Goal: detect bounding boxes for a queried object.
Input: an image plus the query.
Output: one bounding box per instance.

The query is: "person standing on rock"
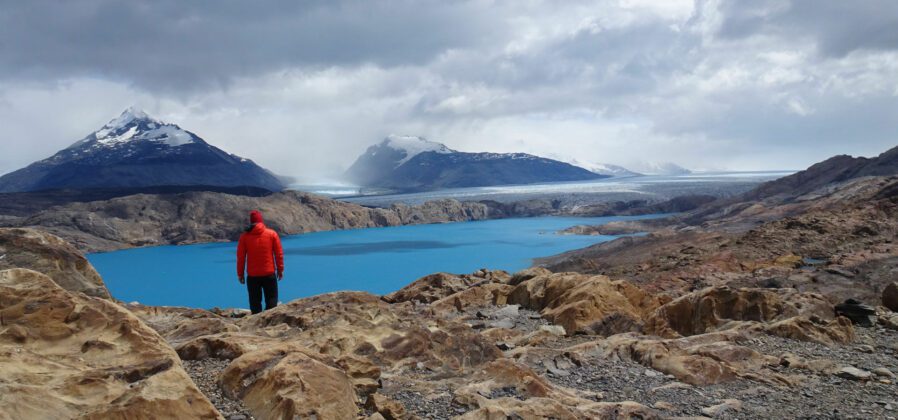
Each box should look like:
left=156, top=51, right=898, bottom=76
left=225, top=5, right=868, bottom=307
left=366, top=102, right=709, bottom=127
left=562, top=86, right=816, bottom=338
left=237, top=210, right=285, bottom=314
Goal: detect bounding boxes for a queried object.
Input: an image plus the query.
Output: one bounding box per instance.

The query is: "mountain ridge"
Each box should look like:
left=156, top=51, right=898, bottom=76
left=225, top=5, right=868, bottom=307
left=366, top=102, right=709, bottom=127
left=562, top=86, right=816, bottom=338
left=0, top=109, right=285, bottom=193
left=345, top=135, right=608, bottom=191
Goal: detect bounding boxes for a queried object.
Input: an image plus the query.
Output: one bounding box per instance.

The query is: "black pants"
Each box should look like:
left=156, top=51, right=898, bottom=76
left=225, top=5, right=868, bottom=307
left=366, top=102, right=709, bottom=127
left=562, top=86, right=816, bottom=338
left=247, top=275, right=278, bottom=314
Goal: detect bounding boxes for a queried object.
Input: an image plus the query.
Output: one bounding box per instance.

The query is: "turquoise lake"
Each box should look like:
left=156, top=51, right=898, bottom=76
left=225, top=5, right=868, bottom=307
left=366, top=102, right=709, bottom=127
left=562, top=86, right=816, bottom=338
left=88, top=215, right=661, bottom=309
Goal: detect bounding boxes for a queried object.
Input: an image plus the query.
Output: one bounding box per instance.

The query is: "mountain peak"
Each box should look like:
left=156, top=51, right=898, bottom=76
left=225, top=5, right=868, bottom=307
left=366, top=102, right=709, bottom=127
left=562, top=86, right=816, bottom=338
left=104, top=107, right=158, bottom=130
left=379, top=135, right=455, bottom=166
left=85, top=108, right=194, bottom=148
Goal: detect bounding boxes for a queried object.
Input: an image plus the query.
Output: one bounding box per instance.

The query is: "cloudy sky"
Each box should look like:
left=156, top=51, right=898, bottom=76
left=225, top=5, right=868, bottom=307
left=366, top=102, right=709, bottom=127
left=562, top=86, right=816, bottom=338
left=1, top=0, right=897, bottom=180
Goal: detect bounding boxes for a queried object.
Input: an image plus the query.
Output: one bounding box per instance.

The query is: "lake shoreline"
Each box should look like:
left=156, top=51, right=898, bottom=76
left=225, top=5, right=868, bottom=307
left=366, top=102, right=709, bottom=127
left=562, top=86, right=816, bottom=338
left=88, top=214, right=668, bottom=309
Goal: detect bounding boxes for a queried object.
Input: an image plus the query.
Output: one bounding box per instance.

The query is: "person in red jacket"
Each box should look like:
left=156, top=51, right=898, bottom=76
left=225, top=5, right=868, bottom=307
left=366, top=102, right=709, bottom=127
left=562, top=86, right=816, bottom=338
left=237, top=210, right=285, bottom=314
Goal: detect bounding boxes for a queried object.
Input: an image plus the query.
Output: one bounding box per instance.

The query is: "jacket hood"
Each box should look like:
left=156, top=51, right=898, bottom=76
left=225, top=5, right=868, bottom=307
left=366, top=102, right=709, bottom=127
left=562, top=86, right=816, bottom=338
left=246, top=222, right=266, bottom=234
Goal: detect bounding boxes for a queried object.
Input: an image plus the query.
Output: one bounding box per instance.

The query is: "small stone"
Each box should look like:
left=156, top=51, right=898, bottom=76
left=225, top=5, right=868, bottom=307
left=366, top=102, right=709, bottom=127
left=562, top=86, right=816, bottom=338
left=546, top=366, right=570, bottom=377
left=488, top=318, right=515, bottom=329
left=553, top=357, right=574, bottom=370
left=836, top=366, right=873, bottom=381
left=856, top=345, right=875, bottom=354
left=493, top=304, right=520, bottom=318
left=496, top=342, right=515, bottom=351
left=701, top=399, right=742, bottom=417
left=874, top=367, right=895, bottom=378
left=644, top=369, right=661, bottom=378
left=650, top=382, right=692, bottom=393
left=538, top=325, right=566, bottom=336
left=652, top=401, right=675, bottom=411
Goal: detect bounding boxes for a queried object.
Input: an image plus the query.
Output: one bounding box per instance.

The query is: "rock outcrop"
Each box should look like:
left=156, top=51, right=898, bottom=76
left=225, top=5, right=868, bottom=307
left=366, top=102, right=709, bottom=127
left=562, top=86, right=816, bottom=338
left=219, top=344, right=358, bottom=419
left=543, top=175, right=898, bottom=305
left=0, top=268, right=219, bottom=419
left=507, top=272, right=666, bottom=336
left=644, top=286, right=834, bottom=338
left=0, top=228, right=110, bottom=298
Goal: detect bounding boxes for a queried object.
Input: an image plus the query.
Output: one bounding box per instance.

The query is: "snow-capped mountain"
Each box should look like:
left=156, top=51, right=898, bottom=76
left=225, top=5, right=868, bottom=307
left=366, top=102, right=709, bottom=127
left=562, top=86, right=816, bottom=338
left=345, top=135, right=607, bottom=191
left=378, top=135, right=454, bottom=166
left=0, top=108, right=285, bottom=192
left=627, top=161, right=692, bottom=176
left=562, top=159, right=641, bottom=177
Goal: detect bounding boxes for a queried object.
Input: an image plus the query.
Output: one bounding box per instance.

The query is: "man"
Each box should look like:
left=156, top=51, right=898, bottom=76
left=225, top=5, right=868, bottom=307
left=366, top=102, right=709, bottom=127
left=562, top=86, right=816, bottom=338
left=237, top=210, right=284, bottom=314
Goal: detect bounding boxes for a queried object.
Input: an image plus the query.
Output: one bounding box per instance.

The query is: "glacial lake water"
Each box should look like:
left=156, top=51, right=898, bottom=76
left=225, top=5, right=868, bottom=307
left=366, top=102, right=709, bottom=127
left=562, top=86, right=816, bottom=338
left=88, top=215, right=663, bottom=309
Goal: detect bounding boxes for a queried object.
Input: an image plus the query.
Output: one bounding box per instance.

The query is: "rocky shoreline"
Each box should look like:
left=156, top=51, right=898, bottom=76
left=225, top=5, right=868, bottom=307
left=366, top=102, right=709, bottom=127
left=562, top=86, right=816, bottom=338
left=0, top=186, right=718, bottom=253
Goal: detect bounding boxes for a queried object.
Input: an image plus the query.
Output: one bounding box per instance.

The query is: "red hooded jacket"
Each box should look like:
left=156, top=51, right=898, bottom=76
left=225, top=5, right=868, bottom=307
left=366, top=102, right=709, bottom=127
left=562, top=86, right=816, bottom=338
left=237, top=218, right=284, bottom=278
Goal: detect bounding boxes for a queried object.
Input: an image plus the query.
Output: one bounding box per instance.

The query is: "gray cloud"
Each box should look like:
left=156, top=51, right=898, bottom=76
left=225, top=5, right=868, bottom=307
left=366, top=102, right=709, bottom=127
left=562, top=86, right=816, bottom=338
left=716, top=0, right=898, bottom=57
left=0, top=0, right=896, bottom=179
left=0, top=0, right=500, bottom=92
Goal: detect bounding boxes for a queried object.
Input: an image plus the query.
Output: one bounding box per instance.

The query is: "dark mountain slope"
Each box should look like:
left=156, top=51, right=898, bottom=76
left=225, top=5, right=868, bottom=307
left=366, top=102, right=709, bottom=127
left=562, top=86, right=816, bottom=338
left=0, top=108, right=284, bottom=193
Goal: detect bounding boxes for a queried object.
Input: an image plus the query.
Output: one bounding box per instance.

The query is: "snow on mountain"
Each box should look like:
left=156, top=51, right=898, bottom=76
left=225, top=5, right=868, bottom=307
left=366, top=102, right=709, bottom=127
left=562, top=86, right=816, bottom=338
left=380, top=135, right=455, bottom=166
left=346, top=136, right=606, bottom=191
left=0, top=108, right=285, bottom=192
left=565, top=159, right=641, bottom=177
left=628, top=161, right=692, bottom=176
left=69, top=108, right=197, bottom=152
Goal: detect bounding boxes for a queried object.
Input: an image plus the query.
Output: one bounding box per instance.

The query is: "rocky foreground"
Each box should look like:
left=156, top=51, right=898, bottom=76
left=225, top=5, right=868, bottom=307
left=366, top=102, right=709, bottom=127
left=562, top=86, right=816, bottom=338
left=2, top=222, right=898, bottom=419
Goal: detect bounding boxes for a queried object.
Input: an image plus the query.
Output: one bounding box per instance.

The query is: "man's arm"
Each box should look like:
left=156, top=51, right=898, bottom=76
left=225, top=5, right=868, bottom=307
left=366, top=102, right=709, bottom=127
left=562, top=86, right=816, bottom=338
left=237, top=235, right=246, bottom=284
left=273, top=232, right=284, bottom=280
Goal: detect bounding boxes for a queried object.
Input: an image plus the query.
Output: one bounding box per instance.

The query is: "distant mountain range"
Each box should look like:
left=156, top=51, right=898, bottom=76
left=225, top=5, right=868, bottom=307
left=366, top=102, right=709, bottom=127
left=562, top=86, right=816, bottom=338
left=555, top=158, right=641, bottom=177
left=345, top=135, right=609, bottom=191
left=626, top=161, right=692, bottom=176
left=0, top=108, right=285, bottom=193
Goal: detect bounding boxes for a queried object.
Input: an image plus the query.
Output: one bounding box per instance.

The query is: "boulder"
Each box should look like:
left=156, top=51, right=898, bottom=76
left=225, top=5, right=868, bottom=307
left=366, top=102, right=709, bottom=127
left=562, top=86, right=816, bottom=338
left=588, top=332, right=795, bottom=386
left=127, top=303, right=239, bottom=349
left=759, top=315, right=855, bottom=345
left=0, top=268, right=219, bottom=419
left=383, top=272, right=475, bottom=304
left=645, top=286, right=834, bottom=338
left=219, top=344, right=358, bottom=419
left=883, top=282, right=898, bottom=312
left=507, top=272, right=664, bottom=336
left=244, top=291, right=501, bottom=374
left=0, top=228, right=110, bottom=298
left=430, top=282, right=514, bottom=313
left=364, top=393, right=408, bottom=420
left=453, top=359, right=659, bottom=419
left=834, top=299, right=876, bottom=326
left=508, top=267, right=553, bottom=286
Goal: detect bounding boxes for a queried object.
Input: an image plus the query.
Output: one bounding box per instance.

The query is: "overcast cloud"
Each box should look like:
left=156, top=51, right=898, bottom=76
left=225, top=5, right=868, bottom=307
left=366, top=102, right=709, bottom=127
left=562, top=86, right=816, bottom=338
left=1, top=0, right=896, bottom=180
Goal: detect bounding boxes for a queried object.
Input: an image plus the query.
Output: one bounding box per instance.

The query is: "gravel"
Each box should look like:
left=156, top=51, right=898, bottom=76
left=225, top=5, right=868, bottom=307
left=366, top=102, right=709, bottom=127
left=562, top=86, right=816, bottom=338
left=182, top=358, right=254, bottom=420
left=381, top=386, right=469, bottom=420
left=538, top=326, right=898, bottom=419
